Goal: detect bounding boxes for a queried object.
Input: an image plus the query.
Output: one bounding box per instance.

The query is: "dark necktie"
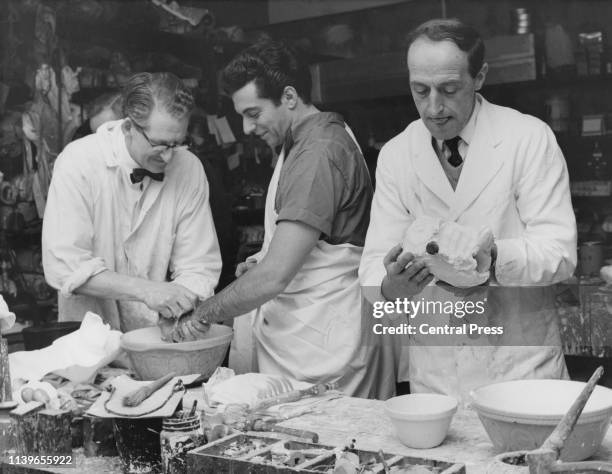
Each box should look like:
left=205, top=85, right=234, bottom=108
left=445, top=136, right=463, bottom=167
left=129, top=168, right=164, bottom=184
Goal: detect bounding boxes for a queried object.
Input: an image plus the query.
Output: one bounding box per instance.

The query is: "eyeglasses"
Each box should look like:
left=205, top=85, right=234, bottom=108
left=132, top=120, right=191, bottom=151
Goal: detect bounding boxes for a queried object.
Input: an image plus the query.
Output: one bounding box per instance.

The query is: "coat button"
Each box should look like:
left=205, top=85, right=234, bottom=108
left=263, top=318, right=269, bottom=325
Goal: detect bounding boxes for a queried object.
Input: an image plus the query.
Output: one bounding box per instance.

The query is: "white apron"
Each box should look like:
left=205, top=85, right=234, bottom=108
left=232, top=133, right=395, bottom=399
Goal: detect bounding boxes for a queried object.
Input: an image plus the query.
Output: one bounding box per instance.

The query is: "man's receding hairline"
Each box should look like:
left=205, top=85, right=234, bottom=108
left=407, top=37, right=472, bottom=70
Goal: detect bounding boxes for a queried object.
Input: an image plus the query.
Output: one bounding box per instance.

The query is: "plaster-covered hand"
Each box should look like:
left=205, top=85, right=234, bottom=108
left=158, top=315, right=177, bottom=342
left=140, top=282, right=198, bottom=319
left=166, top=309, right=211, bottom=343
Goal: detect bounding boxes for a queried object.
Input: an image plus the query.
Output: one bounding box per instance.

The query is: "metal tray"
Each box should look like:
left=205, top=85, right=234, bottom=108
left=187, top=433, right=466, bottom=473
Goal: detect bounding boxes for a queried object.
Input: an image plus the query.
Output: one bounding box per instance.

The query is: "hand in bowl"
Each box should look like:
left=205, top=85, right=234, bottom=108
left=158, top=314, right=178, bottom=342
left=168, top=311, right=211, bottom=343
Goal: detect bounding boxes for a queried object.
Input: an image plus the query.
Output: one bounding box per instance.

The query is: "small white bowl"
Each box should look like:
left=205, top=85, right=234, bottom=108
left=384, top=394, right=458, bottom=449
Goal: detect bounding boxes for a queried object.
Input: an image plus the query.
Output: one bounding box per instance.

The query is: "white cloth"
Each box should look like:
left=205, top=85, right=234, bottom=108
left=0, top=295, right=16, bottom=332
left=359, top=95, right=577, bottom=401
left=9, top=312, right=121, bottom=385
left=203, top=372, right=309, bottom=409
left=42, top=120, right=221, bottom=332
left=237, top=128, right=394, bottom=400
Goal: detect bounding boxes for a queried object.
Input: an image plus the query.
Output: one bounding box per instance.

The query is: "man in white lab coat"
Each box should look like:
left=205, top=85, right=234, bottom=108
left=43, top=72, right=221, bottom=332
left=173, top=41, right=394, bottom=399
left=359, top=19, right=577, bottom=400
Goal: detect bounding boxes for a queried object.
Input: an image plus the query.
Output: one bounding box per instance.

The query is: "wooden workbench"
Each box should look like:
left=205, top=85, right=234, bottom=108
left=3, top=395, right=612, bottom=473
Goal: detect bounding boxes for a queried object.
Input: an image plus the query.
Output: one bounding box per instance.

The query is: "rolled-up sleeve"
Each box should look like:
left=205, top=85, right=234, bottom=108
left=170, top=161, right=221, bottom=298
left=42, top=148, right=107, bottom=296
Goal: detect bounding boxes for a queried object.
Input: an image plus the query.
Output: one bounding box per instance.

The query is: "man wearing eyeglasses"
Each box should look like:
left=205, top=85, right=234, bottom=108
left=42, top=72, right=221, bottom=332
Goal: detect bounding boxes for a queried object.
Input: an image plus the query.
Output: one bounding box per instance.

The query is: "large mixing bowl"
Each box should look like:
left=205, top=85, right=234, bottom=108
left=470, top=379, right=612, bottom=461
left=120, top=324, right=232, bottom=380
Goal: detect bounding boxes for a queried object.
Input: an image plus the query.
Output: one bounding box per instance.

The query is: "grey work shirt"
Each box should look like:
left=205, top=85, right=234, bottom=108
left=275, top=112, right=373, bottom=247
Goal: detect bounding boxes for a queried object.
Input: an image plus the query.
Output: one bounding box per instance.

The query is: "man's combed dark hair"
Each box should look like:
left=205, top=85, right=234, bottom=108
left=222, top=40, right=312, bottom=105
left=407, top=18, right=485, bottom=78
left=122, top=72, right=194, bottom=127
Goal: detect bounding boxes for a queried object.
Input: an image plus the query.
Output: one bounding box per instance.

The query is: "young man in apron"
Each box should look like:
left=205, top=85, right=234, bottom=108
left=174, top=41, right=394, bottom=399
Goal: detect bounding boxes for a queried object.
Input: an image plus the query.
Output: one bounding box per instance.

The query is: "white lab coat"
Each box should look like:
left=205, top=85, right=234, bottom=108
left=42, top=120, right=221, bottom=332
left=359, top=95, right=577, bottom=401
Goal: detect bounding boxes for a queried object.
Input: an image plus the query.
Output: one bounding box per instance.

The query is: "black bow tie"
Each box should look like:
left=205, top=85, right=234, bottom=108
left=129, top=168, right=165, bottom=184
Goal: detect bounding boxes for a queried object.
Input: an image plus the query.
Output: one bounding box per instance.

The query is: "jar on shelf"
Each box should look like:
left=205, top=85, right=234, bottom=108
left=586, top=141, right=608, bottom=180
left=160, top=412, right=204, bottom=474
left=545, top=94, right=569, bottom=132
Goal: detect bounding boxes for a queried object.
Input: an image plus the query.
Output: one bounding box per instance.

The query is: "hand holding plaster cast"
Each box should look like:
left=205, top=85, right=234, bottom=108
left=402, top=216, right=494, bottom=287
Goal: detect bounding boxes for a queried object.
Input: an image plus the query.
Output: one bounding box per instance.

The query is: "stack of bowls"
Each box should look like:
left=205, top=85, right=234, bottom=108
left=511, top=8, right=531, bottom=34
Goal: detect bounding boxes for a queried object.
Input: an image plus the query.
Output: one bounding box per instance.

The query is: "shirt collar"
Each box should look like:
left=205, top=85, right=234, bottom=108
left=282, top=112, right=344, bottom=154
left=433, top=94, right=481, bottom=150
left=459, top=94, right=481, bottom=146
left=111, top=119, right=142, bottom=171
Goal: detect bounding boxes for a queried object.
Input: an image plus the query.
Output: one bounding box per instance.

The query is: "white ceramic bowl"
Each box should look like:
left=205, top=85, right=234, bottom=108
left=384, top=394, right=458, bottom=449
left=470, top=379, right=612, bottom=461
left=120, top=324, right=232, bottom=380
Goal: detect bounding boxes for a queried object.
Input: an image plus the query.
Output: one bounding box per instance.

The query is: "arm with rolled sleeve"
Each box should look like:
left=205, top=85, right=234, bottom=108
left=359, top=142, right=414, bottom=303
left=42, top=148, right=107, bottom=295
left=494, top=122, right=577, bottom=285
left=169, top=162, right=221, bottom=299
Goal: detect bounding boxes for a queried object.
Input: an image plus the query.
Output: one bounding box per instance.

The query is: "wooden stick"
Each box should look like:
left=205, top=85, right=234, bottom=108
left=541, top=366, right=603, bottom=455
left=527, top=367, right=605, bottom=474
left=378, top=449, right=391, bottom=473
left=188, top=400, right=198, bottom=417
left=122, top=372, right=176, bottom=407
left=0, top=337, right=13, bottom=403
left=250, top=418, right=319, bottom=443
left=251, top=382, right=336, bottom=412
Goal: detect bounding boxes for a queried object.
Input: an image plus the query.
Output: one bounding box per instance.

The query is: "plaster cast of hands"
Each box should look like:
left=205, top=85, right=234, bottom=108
left=403, top=216, right=494, bottom=287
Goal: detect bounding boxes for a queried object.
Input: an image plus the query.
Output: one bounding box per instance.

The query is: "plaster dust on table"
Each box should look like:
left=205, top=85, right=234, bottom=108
left=275, top=397, right=495, bottom=472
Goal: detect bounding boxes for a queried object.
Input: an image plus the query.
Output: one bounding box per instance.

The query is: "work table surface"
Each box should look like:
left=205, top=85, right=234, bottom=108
left=4, top=395, right=612, bottom=473
left=280, top=396, right=612, bottom=473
